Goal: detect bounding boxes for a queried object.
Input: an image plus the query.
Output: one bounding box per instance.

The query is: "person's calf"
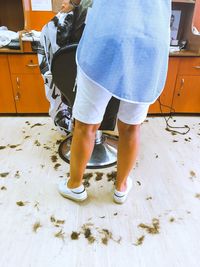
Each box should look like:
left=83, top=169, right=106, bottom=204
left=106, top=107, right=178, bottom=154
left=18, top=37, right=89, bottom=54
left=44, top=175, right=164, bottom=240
left=68, top=120, right=100, bottom=189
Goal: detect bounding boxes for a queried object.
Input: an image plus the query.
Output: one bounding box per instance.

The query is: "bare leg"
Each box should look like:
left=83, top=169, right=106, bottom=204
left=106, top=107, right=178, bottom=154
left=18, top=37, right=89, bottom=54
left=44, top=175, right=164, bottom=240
left=116, top=119, right=140, bottom=191
left=67, top=120, right=100, bottom=189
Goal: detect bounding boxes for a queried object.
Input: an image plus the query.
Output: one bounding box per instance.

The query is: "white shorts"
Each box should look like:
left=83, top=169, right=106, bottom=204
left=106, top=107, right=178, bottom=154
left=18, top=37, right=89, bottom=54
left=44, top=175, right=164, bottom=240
left=73, top=69, right=150, bottom=125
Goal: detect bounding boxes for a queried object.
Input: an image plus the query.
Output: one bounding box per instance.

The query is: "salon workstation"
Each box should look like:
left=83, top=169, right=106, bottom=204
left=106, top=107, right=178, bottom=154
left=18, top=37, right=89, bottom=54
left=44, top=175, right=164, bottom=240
left=0, top=0, right=200, bottom=266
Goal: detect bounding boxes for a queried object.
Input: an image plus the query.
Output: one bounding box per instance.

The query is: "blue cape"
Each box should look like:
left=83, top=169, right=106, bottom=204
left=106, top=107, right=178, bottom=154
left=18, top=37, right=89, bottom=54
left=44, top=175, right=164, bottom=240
left=76, top=0, right=171, bottom=103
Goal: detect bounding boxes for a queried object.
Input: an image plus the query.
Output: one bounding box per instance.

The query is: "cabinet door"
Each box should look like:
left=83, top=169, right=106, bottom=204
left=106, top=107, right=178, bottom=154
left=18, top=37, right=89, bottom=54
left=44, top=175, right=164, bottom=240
left=0, top=55, right=16, bottom=113
left=172, top=75, right=200, bottom=113
left=148, top=57, right=180, bottom=114
left=11, top=74, right=49, bottom=113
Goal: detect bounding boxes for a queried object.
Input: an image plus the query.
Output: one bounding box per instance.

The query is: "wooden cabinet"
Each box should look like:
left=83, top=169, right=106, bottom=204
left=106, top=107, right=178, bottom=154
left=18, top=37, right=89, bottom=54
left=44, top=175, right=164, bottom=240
left=178, top=57, right=200, bottom=75
left=0, top=55, right=16, bottom=113
left=8, top=55, right=49, bottom=113
left=149, top=56, right=200, bottom=114
left=11, top=74, right=49, bottom=113
left=8, top=55, right=40, bottom=74
left=173, top=76, right=200, bottom=112
left=0, top=54, right=49, bottom=114
left=149, top=57, right=180, bottom=114
left=172, top=57, right=200, bottom=113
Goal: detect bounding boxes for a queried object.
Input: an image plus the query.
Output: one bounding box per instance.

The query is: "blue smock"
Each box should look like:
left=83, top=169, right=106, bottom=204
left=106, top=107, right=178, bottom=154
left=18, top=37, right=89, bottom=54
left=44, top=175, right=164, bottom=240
left=76, top=0, right=171, bottom=103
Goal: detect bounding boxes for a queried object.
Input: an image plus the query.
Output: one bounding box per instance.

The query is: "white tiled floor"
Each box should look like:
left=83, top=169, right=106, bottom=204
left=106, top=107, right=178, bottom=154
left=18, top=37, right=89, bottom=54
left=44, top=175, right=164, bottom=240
left=0, top=116, right=200, bottom=267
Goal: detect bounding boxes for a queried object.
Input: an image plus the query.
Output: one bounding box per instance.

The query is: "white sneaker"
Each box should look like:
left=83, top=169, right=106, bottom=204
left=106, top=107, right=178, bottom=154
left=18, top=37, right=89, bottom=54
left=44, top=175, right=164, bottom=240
left=113, top=176, right=133, bottom=204
left=58, top=178, right=87, bottom=202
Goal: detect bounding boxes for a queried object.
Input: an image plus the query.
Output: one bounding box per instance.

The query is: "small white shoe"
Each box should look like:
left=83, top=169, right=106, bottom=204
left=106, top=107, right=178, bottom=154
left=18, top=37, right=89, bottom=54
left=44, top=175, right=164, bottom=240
left=58, top=178, right=87, bottom=202
left=113, top=176, right=133, bottom=204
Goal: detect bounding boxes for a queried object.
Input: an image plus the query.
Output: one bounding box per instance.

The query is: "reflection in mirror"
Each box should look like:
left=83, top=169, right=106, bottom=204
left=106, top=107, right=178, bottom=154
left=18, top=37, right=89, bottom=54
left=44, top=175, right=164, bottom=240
left=192, top=0, right=200, bottom=35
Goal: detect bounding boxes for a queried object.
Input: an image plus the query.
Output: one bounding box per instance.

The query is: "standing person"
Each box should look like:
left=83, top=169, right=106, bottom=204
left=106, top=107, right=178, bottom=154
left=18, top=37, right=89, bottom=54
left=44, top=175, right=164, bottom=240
left=58, top=0, right=171, bottom=204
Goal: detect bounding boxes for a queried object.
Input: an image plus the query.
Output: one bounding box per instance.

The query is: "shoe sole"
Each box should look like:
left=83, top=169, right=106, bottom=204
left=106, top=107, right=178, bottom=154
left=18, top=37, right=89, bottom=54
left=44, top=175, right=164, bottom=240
left=59, top=191, right=88, bottom=202
left=113, top=198, right=126, bottom=204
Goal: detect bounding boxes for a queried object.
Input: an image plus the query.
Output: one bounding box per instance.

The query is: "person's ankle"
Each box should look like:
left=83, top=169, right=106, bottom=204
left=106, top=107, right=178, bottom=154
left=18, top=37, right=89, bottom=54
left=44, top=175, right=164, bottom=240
left=67, top=179, right=82, bottom=189
left=115, top=182, right=127, bottom=192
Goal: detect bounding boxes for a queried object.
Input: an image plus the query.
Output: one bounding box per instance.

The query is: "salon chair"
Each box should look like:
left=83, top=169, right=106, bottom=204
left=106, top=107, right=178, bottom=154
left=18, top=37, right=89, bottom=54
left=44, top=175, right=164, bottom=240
left=51, top=43, right=120, bottom=168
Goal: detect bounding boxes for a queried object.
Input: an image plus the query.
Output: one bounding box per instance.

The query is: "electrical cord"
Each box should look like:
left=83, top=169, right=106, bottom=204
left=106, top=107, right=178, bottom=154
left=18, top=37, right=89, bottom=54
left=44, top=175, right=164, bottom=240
left=158, top=97, right=190, bottom=135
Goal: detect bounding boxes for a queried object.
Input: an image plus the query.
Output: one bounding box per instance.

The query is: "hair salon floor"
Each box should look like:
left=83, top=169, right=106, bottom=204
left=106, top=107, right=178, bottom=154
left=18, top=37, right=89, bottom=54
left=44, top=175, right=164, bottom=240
left=0, top=115, right=200, bottom=267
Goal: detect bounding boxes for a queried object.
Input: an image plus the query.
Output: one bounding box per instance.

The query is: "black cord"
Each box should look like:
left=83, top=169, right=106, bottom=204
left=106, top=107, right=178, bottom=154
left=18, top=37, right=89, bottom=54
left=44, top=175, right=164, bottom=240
left=158, top=97, right=190, bottom=135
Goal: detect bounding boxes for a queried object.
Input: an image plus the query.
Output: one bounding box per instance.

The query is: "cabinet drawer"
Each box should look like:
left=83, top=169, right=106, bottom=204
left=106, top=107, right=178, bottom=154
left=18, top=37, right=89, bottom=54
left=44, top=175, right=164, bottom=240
left=8, top=55, right=40, bottom=74
left=178, top=57, right=200, bottom=75
left=11, top=74, right=49, bottom=113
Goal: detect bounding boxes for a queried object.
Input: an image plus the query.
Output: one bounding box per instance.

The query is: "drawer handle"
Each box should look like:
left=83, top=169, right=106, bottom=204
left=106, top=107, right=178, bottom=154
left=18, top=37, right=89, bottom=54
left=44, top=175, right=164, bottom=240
left=193, top=66, right=200, bottom=69
left=16, top=77, right=20, bottom=89
left=26, top=63, right=38, bottom=67
left=15, top=92, right=21, bottom=101
left=177, top=78, right=184, bottom=97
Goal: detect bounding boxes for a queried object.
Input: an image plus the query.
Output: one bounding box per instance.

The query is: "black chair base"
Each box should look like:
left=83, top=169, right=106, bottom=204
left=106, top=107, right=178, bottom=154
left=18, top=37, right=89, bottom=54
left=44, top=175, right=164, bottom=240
left=58, top=131, right=118, bottom=169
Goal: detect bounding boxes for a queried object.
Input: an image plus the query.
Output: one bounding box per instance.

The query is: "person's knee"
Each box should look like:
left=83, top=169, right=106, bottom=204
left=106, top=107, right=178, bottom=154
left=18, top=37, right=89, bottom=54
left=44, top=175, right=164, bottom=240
left=74, top=119, right=100, bottom=137
left=118, top=119, right=140, bottom=136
